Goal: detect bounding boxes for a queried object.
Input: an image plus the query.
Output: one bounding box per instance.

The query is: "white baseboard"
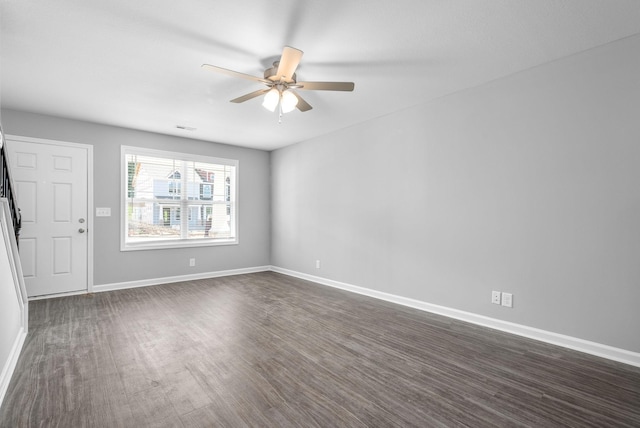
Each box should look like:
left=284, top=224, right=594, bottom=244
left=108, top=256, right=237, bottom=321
left=270, top=266, right=640, bottom=368
left=29, top=289, right=89, bottom=301
left=93, top=265, right=271, bottom=293
left=0, top=327, right=27, bottom=408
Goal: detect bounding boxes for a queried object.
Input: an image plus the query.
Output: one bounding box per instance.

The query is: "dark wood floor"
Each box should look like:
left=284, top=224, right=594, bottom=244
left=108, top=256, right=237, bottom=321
left=1, top=272, right=639, bottom=427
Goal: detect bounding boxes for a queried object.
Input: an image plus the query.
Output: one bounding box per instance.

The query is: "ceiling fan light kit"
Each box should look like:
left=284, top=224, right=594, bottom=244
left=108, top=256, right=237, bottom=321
left=280, top=90, right=299, bottom=113
left=262, top=88, right=279, bottom=112
left=203, top=46, right=354, bottom=121
left=261, top=87, right=298, bottom=114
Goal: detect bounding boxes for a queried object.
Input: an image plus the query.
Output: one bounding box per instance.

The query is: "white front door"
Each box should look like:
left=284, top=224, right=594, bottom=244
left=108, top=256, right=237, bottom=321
left=6, top=137, right=90, bottom=298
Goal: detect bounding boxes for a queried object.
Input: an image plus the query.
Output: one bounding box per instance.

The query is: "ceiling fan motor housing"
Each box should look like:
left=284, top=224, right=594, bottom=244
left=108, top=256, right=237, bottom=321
left=264, top=61, right=297, bottom=83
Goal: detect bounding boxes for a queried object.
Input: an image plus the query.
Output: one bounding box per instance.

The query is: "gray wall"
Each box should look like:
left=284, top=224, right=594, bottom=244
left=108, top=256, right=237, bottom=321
left=0, top=110, right=271, bottom=285
left=271, top=35, right=640, bottom=352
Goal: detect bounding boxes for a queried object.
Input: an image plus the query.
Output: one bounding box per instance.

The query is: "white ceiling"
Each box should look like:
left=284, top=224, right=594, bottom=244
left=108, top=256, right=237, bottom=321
left=1, top=1, right=639, bottom=151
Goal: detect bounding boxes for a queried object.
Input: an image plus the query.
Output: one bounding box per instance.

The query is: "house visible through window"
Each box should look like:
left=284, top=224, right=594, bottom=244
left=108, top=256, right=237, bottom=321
left=122, top=146, right=238, bottom=250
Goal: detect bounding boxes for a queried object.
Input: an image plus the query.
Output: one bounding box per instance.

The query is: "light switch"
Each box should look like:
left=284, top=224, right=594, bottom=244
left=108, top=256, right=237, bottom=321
left=96, top=207, right=111, bottom=217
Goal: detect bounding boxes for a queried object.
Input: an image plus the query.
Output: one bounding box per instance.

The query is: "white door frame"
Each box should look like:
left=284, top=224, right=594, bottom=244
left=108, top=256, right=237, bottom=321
left=7, top=134, right=94, bottom=298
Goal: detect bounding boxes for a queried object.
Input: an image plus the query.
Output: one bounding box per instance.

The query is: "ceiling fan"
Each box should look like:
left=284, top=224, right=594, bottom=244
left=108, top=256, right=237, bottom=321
left=202, top=46, right=355, bottom=116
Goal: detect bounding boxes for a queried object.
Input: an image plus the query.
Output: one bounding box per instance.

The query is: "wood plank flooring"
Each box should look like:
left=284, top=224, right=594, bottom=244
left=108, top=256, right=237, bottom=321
left=1, top=271, right=639, bottom=427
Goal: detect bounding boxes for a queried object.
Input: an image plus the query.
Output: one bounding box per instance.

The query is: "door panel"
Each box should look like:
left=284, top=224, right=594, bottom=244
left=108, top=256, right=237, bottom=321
left=7, top=139, right=89, bottom=297
left=15, top=181, right=37, bottom=222
left=19, top=238, right=36, bottom=278
left=52, top=237, right=72, bottom=274
left=53, top=183, right=72, bottom=221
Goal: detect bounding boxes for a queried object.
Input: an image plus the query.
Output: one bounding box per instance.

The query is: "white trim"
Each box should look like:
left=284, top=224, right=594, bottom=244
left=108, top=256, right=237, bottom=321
left=0, top=199, right=28, bottom=408
left=28, top=289, right=91, bottom=301
left=0, top=327, right=26, bottom=407
left=6, top=134, right=94, bottom=295
left=120, top=238, right=238, bottom=252
left=6, top=134, right=92, bottom=151
left=1, top=200, right=28, bottom=329
left=270, top=266, right=640, bottom=368
left=93, top=266, right=271, bottom=293
left=86, top=143, right=95, bottom=294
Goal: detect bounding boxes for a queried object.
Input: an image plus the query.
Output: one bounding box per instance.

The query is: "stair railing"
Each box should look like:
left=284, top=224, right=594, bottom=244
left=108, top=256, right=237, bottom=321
left=0, top=125, right=22, bottom=247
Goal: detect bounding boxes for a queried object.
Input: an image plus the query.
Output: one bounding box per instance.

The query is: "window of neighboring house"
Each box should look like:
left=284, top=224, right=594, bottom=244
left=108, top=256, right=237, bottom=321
left=200, top=183, right=213, bottom=200
left=122, top=146, right=238, bottom=251
left=168, top=181, right=181, bottom=196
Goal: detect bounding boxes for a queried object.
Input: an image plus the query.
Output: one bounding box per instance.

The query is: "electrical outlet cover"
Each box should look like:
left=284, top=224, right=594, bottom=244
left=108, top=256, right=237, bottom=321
left=491, top=291, right=501, bottom=305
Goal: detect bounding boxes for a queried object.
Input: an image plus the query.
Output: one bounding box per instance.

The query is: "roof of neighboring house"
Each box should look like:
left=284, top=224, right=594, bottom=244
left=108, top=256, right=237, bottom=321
left=195, top=169, right=214, bottom=183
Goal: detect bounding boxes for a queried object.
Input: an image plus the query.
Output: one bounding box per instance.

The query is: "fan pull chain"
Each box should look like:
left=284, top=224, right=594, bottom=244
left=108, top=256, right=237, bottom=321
left=278, top=103, right=283, bottom=124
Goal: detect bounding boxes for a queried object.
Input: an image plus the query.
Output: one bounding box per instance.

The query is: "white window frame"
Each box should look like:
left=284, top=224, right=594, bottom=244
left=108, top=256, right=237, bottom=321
left=120, top=145, right=239, bottom=251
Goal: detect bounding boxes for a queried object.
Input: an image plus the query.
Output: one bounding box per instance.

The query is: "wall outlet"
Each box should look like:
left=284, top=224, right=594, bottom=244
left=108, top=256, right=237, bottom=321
left=315, top=260, right=321, bottom=269
left=501, top=292, right=513, bottom=308
left=189, top=258, right=196, bottom=267
left=491, top=291, right=501, bottom=305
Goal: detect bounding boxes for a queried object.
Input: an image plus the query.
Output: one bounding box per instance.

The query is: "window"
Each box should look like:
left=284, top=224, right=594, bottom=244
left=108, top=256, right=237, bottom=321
left=168, top=181, right=181, bottom=196
left=200, top=183, right=213, bottom=200
left=121, top=146, right=238, bottom=250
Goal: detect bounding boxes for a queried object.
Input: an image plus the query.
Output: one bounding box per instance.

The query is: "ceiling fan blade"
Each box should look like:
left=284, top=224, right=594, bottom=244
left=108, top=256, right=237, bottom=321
left=230, top=89, right=270, bottom=103
left=292, top=91, right=312, bottom=112
left=276, top=46, right=303, bottom=82
left=297, top=81, right=355, bottom=91
left=202, top=64, right=270, bottom=84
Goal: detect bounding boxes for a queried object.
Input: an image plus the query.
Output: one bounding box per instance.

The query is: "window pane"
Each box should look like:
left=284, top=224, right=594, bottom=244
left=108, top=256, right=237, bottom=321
left=185, top=203, right=235, bottom=239
left=187, top=204, right=210, bottom=238
left=127, top=202, right=181, bottom=240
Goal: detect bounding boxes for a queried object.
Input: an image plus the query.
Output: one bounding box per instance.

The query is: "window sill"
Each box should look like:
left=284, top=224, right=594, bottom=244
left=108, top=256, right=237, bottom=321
left=121, top=238, right=238, bottom=251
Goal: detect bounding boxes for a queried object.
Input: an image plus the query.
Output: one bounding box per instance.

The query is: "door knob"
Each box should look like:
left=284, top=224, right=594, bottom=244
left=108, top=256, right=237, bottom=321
left=79, top=228, right=86, bottom=233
